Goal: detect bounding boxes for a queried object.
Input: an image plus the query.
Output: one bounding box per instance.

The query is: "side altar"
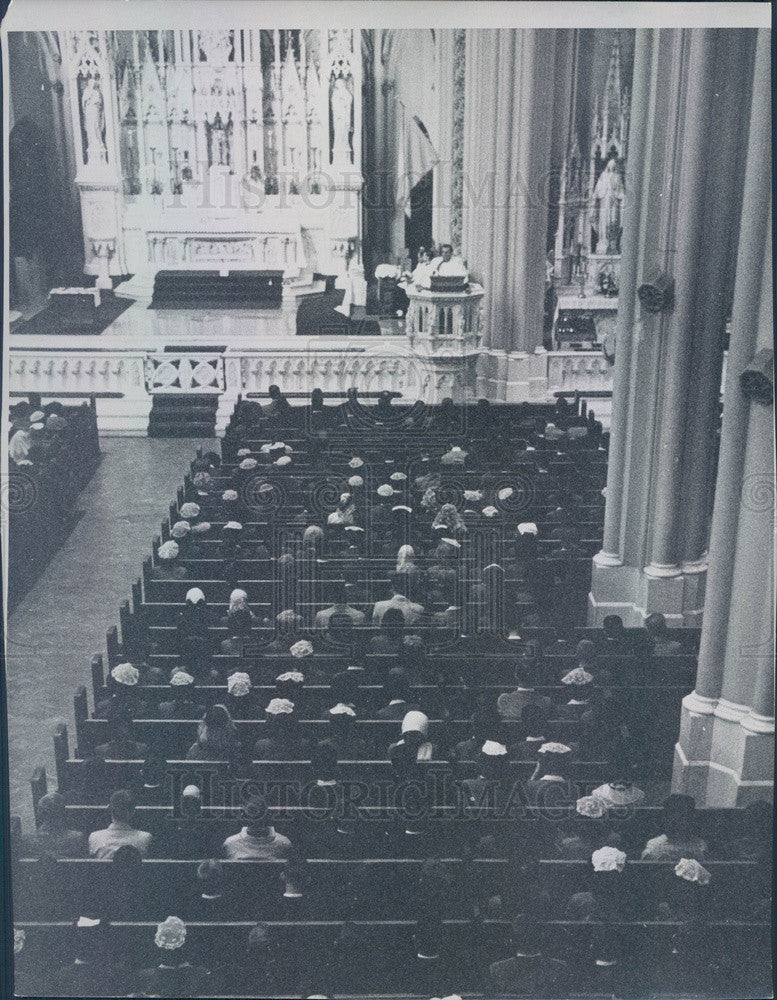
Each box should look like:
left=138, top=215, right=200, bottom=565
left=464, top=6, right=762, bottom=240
left=64, top=28, right=363, bottom=300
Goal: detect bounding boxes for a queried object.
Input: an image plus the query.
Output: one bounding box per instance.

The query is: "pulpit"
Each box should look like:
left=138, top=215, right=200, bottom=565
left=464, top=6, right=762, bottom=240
left=404, top=282, right=484, bottom=401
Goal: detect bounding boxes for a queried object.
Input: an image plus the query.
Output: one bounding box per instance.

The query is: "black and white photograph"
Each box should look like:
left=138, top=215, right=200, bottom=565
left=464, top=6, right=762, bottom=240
left=1, top=1, right=774, bottom=997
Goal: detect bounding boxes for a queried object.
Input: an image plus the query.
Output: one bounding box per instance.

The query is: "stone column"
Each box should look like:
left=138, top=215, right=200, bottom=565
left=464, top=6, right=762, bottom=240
left=672, top=28, right=773, bottom=805
left=588, top=28, right=757, bottom=627
left=462, top=29, right=557, bottom=383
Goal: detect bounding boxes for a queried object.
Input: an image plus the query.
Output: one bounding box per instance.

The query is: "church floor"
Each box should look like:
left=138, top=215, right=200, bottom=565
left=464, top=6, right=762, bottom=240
left=5, top=436, right=217, bottom=832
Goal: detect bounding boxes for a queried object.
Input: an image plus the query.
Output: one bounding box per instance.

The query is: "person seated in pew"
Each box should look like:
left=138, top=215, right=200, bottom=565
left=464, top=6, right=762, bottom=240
left=388, top=710, right=435, bottom=765
left=20, top=791, right=87, bottom=859
left=555, top=663, right=597, bottom=719
left=187, top=703, right=242, bottom=761
left=460, top=739, right=513, bottom=812
left=564, top=846, right=630, bottom=922
left=263, top=608, right=308, bottom=655
left=218, top=520, right=245, bottom=588
left=489, top=917, right=571, bottom=994
left=640, top=794, right=710, bottom=862
left=549, top=819, right=598, bottom=860
left=93, top=705, right=149, bottom=760
left=375, top=667, right=421, bottom=720
left=453, top=706, right=503, bottom=761
left=50, top=917, right=128, bottom=997
left=602, top=613, right=629, bottom=652
left=254, top=697, right=310, bottom=760
left=184, top=517, right=214, bottom=559
left=327, top=702, right=370, bottom=759
left=368, top=607, right=407, bottom=655
left=515, top=702, right=552, bottom=758
left=496, top=646, right=552, bottom=721
left=225, top=670, right=254, bottom=719
left=262, top=383, right=292, bottom=423
left=327, top=490, right=358, bottom=529
left=566, top=923, right=627, bottom=996
left=371, top=574, right=425, bottom=626
left=88, top=788, right=153, bottom=859
left=644, top=612, right=684, bottom=655
left=219, top=606, right=255, bottom=657
left=176, top=587, right=209, bottom=646
left=219, top=587, right=256, bottom=629
left=525, top=741, right=575, bottom=806
left=653, top=857, right=714, bottom=922
left=223, top=795, right=293, bottom=860
left=222, top=923, right=286, bottom=997
left=314, top=579, right=366, bottom=629
left=180, top=635, right=220, bottom=684
left=587, top=774, right=646, bottom=812
left=156, top=668, right=205, bottom=719
left=722, top=798, right=772, bottom=864
left=325, top=668, right=364, bottom=717
left=135, top=916, right=211, bottom=997
left=431, top=502, right=467, bottom=539
left=95, top=661, right=147, bottom=719
left=192, top=859, right=230, bottom=918
left=150, top=539, right=188, bottom=580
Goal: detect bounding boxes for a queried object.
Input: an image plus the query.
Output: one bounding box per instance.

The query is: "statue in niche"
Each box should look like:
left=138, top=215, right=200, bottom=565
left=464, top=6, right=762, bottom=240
left=82, top=77, right=108, bottom=165
left=593, top=156, right=624, bottom=254
left=330, top=76, right=353, bottom=165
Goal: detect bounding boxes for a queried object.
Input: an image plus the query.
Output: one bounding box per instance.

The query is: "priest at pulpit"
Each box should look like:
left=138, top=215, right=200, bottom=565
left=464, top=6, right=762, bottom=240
left=429, top=243, right=468, bottom=278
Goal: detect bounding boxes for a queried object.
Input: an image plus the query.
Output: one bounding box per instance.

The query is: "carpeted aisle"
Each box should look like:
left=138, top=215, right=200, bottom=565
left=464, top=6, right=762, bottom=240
left=5, top=436, right=217, bottom=831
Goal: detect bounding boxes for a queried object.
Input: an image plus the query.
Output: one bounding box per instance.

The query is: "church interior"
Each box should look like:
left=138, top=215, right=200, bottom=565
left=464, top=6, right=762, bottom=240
left=2, top=11, right=774, bottom=1000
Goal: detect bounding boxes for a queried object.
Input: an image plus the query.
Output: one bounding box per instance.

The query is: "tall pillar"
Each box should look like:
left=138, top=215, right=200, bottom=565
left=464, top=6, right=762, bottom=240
left=462, top=29, right=557, bottom=398
left=673, top=27, right=773, bottom=804
left=588, top=28, right=757, bottom=626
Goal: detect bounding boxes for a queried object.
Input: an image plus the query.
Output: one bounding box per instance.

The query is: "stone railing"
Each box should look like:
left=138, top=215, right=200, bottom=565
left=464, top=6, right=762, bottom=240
left=7, top=340, right=614, bottom=436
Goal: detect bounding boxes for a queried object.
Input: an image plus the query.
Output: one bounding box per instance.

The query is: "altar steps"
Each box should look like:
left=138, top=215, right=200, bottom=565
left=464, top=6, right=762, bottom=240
left=148, top=394, right=219, bottom=438
left=150, top=270, right=284, bottom=310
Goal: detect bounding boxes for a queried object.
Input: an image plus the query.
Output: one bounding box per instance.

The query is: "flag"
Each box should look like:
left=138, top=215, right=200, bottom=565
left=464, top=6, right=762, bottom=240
left=396, top=102, right=440, bottom=218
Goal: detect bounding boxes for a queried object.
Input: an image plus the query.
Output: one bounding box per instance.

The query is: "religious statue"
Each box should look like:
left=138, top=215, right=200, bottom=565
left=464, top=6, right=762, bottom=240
left=331, top=76, right=353, bottom=165
left=593, top=157, right=624, bottom=254
left=82, top=77, right=108, bottom=166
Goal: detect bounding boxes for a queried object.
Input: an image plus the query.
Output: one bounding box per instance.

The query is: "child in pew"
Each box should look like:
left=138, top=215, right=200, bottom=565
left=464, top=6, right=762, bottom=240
left=20, top=791, right=87, bottom=859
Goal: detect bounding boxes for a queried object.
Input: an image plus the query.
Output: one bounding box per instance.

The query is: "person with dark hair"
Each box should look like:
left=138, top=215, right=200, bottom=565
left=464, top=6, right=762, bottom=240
left=51, top=918, right=127, bottom=995
left=368, top=606, right=406, bottom=655
left=88, top=789, right=152, bottom=858
left=314, top=580, right=366, bottom=628
left=371, top=574, right=425, bottom=626
left=640, top=794, right=709, bottom=861
left=20, top=792, right=86, bottom=858
left=644, top=612, right=683, bottom=655
left=186, top=704, right=242, bottom=761
left=104, top=844, right=145, bottom=919
left=263, top=383, right=292, bottom=423
left=227, top=923, right=285, bottom=996
left=489, top=918, right=570, bottom=993
left=497, top=648, right=551, bottom=720
left=93, top=709, right=148, bottom=760
left=223, top=797, right=292, bottom=860
left=194, top=859, right=228, bottom=917
left=453, top=707, right=503, bottom=761
left=375, top=667, right=420, bottom=719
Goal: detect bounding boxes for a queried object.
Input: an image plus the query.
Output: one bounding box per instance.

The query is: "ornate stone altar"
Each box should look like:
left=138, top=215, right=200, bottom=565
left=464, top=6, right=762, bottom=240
left=64, top=28, right=363, bottom=302
left=552, top=38, right=629, bottom=346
